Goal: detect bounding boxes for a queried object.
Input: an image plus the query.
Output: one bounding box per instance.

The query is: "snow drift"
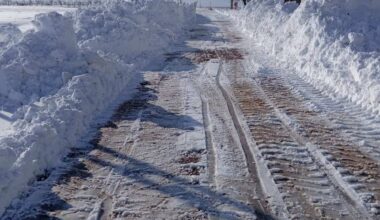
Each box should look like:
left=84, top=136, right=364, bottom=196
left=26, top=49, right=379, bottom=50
left=0, top=0, right=195, bottom=215
left=227, top=0, right=380, bottom=114
left=0, top=13, right=84, bottom=110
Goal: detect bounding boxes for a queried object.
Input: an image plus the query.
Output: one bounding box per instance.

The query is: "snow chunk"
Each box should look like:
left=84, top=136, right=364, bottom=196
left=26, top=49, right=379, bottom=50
left=0, top=12, right=84, bottom=110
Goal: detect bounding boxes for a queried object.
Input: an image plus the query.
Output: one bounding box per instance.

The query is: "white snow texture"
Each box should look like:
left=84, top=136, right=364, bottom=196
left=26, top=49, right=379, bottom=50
left=227, top=0, right=380, bottom=114
left=0, top=0, right=195, bottom=215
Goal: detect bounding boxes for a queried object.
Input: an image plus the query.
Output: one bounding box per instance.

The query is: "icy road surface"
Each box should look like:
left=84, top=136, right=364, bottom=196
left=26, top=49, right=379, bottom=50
left=0, top=6, right=76, bottom=32
left=3, top=9, right=380, bottom=219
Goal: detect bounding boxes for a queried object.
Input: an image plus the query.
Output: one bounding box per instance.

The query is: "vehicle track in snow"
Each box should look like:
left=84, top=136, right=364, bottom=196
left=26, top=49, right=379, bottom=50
left=221, top=59, right=368, bottom=219
left=195, top=59, right=272, bottom=219
left=190, top=12, right=272, bottom=219
left=254, top=73, right=380, bottom=215
left=215, top=61, right=270, bottom=217
left=281, top=71, right=380, bottom=164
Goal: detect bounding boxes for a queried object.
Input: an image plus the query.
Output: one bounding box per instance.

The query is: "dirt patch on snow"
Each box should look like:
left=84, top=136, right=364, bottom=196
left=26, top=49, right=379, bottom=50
left=178, top=149, right=205, bottom=164
left=190, top=48, right=243, bottom=63
left=165, top=48, right=243, bottom=64
left=180, top=166, right=202, bottom=176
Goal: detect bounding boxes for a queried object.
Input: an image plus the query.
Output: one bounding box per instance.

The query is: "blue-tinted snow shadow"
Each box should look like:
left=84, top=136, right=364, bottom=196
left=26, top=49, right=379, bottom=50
left=85, top=143, right=275, bottom=220
left=111, top=82, right=202, bottom=131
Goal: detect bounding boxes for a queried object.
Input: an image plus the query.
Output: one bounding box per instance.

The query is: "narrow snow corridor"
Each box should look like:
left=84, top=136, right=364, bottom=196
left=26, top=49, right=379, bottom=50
left=3, top=8, right=380, bottom=220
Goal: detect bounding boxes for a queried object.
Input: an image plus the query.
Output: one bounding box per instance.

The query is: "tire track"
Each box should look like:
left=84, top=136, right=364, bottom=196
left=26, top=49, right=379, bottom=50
left=253, top=73, right=380, bottom=217
left=191, top=11, right=276, bottom=219
left=194, top=60, right=272, bottom=219
left=201, top=96, right=217, bottom=189
left=282, top=72, right=380, bottom=163
left=214, top=60, right=276, bottom=219
left=222, top=60, right=367, bottom=219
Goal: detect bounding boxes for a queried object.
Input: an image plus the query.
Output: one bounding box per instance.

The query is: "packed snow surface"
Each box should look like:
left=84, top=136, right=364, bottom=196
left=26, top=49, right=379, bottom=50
left=226, top=0, right=380, bottom=114
left=0, top=0, right=195, bottom=215
left=0, top=6, right=76, bottom=32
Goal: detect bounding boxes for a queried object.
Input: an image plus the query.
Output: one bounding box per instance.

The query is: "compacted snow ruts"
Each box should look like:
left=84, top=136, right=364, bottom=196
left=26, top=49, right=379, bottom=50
left=249, top=72, right=380, bottom=216
left=225, top=67, right=366, bottom=219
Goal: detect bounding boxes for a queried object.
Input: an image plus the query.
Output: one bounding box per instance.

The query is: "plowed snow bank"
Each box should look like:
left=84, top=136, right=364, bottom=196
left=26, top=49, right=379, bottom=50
left=0, top=0, right=195, bottom=214
left=225, top=0, right=380, bottom=114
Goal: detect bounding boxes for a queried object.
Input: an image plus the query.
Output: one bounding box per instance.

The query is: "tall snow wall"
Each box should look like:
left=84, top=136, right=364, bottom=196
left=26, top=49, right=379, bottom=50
left=228, top=0, right=380, bottom=114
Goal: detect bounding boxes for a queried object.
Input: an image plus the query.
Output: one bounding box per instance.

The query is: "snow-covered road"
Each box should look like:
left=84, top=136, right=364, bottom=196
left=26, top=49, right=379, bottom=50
left=3, top=8, right=380, bottom=219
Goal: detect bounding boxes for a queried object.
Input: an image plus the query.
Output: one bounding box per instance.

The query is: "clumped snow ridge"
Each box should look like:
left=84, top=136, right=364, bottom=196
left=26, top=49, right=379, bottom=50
left=0, top=0, right=195, bottom=215
left=0, top=12, right=83, bottom=109
left=226, top=0, right=380, bottom=114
